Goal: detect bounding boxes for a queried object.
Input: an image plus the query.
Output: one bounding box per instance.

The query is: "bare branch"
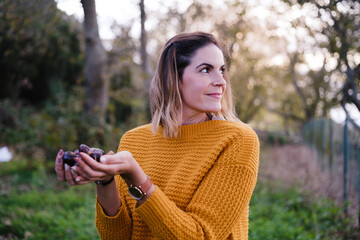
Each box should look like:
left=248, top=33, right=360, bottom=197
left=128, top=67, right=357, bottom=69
left=355, top=63, right=360, bottom=75
left=267, top=106, right=304, bottom=122
left=341, top=100, right=360, bottom=131
left=289, top=53, right=307, bottom=113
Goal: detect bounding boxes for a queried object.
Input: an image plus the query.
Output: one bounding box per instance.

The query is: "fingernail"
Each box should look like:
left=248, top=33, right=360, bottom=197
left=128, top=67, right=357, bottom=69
left=64, top=164, right=69, bottom=171
left=100, top=156, right=106, bottom=163
left=57, top=149, right=64, bottom=163
left=75, top=177, right=81, bottom=182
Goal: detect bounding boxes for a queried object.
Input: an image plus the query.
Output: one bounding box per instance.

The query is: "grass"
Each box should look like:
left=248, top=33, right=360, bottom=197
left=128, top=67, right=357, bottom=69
left=249, top=181, right=358, bottom=240
left=1, top=152, right=359, bottom=239
left=0, top=160, right=98, bottom=240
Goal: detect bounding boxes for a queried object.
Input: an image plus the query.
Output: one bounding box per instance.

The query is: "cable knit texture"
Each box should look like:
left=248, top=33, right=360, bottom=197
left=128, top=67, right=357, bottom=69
left=95, top=120, right=260, bottom=239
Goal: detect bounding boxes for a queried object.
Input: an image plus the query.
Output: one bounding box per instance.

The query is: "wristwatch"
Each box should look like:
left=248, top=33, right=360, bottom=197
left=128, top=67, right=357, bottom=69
left=128, top=176, right=153, bottom=200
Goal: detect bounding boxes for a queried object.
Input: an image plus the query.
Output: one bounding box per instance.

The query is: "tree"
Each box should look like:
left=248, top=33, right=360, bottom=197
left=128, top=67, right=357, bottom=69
left=0, top=0, right=83, bottom=104
left=81, top=0, right=108, bottom=124
left=290, top=0, right=360, bottom=114
left=270, top=52, right=340, bottom=124
left=107, top=24, right=140, bottom=126
left=139, top=0, right=149, bottom=81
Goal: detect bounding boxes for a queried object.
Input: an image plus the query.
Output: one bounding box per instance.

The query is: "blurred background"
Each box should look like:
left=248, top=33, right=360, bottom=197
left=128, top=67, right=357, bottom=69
left=1, top=0, right=360, bottom=239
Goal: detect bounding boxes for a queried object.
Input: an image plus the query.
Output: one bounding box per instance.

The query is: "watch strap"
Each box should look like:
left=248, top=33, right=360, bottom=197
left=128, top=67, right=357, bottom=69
left=128, top=176, right=153, bottom=199
left=95, top=176, right=114, bottom=186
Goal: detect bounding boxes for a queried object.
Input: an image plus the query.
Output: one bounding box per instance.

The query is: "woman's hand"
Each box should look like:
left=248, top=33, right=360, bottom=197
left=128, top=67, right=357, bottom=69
left=73, top=151, right=148, bottom=187
left=54, top=149, right=92, bottom=186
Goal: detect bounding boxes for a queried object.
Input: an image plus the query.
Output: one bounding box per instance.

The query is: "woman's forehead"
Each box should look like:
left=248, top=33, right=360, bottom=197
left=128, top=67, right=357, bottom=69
left=189, top=44, right=225, bottom=66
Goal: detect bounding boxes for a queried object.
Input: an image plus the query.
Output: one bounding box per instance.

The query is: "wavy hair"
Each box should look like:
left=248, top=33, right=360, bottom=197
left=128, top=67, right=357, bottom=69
left=150, top=32, right=240, bottom=138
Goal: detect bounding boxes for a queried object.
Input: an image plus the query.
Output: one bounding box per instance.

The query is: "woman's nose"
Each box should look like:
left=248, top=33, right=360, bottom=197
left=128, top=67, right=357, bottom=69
left=212, top=72, right=226, bottom=86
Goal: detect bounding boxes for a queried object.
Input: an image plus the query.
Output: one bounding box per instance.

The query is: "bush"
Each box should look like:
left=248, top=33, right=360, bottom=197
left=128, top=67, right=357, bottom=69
left=0, top=0, right=84, bottom=104
left=0, top=86, right=125, bottom=167
left=249, top=181, right=360, bottom=239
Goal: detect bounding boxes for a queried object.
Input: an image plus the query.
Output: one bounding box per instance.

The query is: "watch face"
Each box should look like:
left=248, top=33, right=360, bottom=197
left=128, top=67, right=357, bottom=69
left=128, top=187, right=143, bottom=200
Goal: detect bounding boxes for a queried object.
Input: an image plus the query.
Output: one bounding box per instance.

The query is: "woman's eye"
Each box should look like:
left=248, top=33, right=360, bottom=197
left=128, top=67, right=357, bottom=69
left=219, top=67, right=225, bottom=75
left=200, top=68, right=209, bottom=73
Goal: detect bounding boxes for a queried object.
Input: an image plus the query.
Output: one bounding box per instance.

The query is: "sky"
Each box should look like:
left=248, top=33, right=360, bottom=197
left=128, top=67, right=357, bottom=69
left=55, top=0, right=192, bottom=40
left=55, top=0, right=360, bottom=125
left=56, top=0, right=141, bottom=39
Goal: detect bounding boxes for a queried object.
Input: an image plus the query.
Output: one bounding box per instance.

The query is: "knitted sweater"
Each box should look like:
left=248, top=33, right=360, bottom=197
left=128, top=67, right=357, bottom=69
left=95, top=120, right=259, bottom=240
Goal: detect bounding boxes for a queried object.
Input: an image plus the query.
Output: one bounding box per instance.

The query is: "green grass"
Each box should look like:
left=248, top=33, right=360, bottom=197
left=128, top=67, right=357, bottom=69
left=0, top=160, right=99, bottom=240
left=249, top=181, right=359, bottom=240
left=0, top=159, right=359, bottom=239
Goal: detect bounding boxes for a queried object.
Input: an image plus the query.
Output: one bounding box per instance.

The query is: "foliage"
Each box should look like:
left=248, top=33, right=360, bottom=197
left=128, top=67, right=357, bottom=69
left=107, top=24, right=150, bottom=126
left=249, top=181, right=359, bottom=239
left=285, top=0, right=360, bottom=114
left=0, top=0, right=84, bottom=104
left=0, top=86, right=125, bottom=166
left=144, top=0, right=348, bottom=127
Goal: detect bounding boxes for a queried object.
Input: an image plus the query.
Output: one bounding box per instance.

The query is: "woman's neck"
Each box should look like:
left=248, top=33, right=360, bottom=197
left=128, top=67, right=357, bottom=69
left=181, top=112, right=210, bottom=125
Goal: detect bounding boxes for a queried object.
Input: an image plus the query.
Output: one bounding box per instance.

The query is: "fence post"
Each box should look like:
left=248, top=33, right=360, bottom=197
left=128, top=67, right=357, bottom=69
left=321, top=119, right=326, bottom=171
left=312, top=120, right=318, bottom=164
left=329, top=119, right=333, bottom=170
left=343, top=116, right=348, bottom=215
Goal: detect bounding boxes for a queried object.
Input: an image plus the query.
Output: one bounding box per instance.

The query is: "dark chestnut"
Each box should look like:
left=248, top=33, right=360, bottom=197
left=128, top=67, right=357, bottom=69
left=63, top=151, right=77, bottom=167
left=89, top=148, right=104, bottom=162
left=63, top=144, right=104, bottom=166
left=79, top=144, right=91, bottom=154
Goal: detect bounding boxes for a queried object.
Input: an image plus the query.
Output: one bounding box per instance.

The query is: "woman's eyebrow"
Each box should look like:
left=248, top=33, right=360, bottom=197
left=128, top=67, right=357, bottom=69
left=195, top=63, right=226, bottom=69
left=195, top=63, right=213, bottom=69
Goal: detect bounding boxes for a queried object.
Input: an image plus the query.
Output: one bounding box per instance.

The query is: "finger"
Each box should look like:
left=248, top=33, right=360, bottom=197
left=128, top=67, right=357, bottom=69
left=77, top=154, right=117, bottom=182
left=75, top=156, right=93, bottom=179
left=100, top=151, right=133, bottom=165
left=75, top=179, right=93, bottom=185
left=64, top=163, right=76, bottom=186
left=55, top=149, right=65, bottom=181
left=80, top=152, right=105, bottom=171
left=71, top=165, right=86, bottom=180
left=70, top=166, right=80, bottom=182
left=76, top=154, right=103, bottom=181
left=106, top=150, right=115, bottom=155
left=71, top=164, right=90, bottom=181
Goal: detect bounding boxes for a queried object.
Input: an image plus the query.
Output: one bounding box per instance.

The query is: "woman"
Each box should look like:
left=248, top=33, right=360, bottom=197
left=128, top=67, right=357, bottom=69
left=55, top=32, right=259, bottom=239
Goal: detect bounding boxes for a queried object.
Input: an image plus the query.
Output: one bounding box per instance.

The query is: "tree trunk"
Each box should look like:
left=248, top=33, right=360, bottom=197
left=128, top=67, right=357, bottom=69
left=139, top=0, right=149, bottom=81
left=81, top=0, right=108, bottom=125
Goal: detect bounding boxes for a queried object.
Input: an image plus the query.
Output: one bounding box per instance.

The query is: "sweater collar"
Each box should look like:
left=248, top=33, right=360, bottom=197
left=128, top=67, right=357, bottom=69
left=157, top=120, right=225, bottom=139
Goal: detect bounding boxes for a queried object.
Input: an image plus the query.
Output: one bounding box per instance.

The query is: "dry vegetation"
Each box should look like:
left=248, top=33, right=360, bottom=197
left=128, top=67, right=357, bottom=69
left=259, top=144, right=360, bottom=225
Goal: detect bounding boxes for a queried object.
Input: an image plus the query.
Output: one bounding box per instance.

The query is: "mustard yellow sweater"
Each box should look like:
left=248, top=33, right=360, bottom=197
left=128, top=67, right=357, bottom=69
left=95, top=120, right=259, bottom=239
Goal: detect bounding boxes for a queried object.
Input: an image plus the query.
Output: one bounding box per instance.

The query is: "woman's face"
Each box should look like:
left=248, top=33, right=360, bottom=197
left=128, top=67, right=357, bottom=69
left=180, top=44, right=226, bottom=122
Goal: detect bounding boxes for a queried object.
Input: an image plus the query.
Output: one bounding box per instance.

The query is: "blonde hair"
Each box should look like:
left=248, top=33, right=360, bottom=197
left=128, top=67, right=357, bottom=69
left=150, top=32, right=240, bottom=138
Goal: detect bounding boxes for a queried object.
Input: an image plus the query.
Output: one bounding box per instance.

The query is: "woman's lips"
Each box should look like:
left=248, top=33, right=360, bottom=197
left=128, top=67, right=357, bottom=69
left=206, top=93, right=222, bottom=99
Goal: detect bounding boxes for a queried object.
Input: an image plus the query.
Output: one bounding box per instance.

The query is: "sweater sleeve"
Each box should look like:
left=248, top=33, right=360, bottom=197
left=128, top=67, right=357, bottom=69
left=95, top=177, right=132, bottom=240
left=135, top=127, right=260, bottom=239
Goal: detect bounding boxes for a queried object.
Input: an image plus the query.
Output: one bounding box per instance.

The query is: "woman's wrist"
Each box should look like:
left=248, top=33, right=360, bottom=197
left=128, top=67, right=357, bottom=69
left=122, top=161, right=148, bottom=187
left=95, top=176, right=114, bottom=186
left=136, top=183, right=155, bottom=206
left=96, top=178, right=121, bottom=216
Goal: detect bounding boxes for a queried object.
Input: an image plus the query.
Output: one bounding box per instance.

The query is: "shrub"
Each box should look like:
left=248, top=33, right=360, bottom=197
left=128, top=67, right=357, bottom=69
left=0, top=86, right=125, bottom=168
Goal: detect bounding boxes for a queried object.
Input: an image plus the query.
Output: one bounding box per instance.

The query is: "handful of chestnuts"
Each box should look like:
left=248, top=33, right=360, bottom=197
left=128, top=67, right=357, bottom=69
left=62, top=144, right=104, bottom=167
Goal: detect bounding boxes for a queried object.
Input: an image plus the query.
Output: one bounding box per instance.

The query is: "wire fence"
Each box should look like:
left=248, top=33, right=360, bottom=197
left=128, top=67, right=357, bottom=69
left=302, top=117, right=360, bottom=224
